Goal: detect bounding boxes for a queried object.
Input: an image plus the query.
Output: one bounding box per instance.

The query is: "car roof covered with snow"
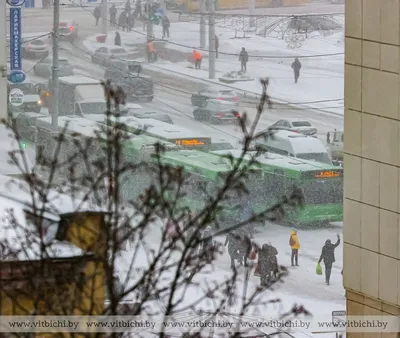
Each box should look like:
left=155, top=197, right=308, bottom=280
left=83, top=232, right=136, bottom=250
left=59, top=76, right=101, bottom=85
left=212, top=149, right=339, bottom=172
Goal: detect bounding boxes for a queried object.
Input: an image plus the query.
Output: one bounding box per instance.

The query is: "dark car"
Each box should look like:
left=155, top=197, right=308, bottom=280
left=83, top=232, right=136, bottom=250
left=132, top=110, right=173, bottom=124
left=193, top=99, right=240, bottom=124
left=33, top=57, right=74, bottom=78
left=268, top=119, right=317, bottom=136
left=191, top=87, right=239, bottom=107
left=58, top=20, right=79, bottom=41
left=104, top=60, right=154, bottom=102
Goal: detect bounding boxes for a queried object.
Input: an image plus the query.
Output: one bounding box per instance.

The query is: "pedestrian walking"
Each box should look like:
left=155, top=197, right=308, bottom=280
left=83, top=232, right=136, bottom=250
left=289, top=230, right=300, bottom=266
left=215, top=35, right=219, bottom=59
left=114, top=31, right=121, bottom=46
left=147, top=40, right=157, bottom=62
left=118, top=11, right=127, bottom=32
left=318, top=234, right=340, bottom=285
left=201, top=226, right=214, bottom=263
left=291, top=57, right=302, bottom=84
left=125, top=0, right=131, bottom=11
left=162, top=16, right=170, bottom=39
left=110, top=4, right=117, bottom=26
left=239, top=47, right=248, bottom=72
left=193, top=50, right=202, bottom=69
left=127, top=10, right=135, bottom=31
left=93, top=6, right=101, bottom=26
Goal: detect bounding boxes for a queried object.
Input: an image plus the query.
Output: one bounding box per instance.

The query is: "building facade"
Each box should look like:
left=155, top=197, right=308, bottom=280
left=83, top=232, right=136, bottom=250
left=344, top=0, right=400, bottom=335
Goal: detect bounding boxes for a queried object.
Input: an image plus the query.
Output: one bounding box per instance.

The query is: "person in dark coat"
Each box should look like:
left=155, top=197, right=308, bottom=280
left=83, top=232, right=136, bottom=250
left=237, top=231, right=252, bottom=267
left=110, top=4, right=117, bottom=26
left=118, top=11, right=128, bottom=32
left=258, top=244, right=278, bottom=286
left=125, top=0, right=131, bottom=11
left=215, top=35, right=219, bottom=59
left=135, top=0, right=142, bottom=18
left=114, top=31, right=121, bottom=46
left=225, top=232, right=240, bottom=269
left=201, top=226, right=214, bottom=263
left=291, top=57, right=302, bottom=84
left=93, top=6, right=101, bottom=26
left=239, top=47, right=249, bottom=72
left=318, top=234, right=340, bottom=285
left=127, top=11, right=135, bottom=31
left=162, top=16, right=170, bottom=39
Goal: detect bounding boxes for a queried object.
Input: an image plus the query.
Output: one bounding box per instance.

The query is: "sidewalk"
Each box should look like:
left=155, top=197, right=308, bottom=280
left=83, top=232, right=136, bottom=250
left=83, top=20, right=344, bottom=115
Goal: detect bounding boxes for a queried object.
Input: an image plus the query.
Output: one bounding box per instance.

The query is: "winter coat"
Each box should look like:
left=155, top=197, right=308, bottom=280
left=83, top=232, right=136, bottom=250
left=93, top=7, right=101, bottom=18
left=258, top=244, right=278, bottom=274
left=291, top=59, right=302, bottom=72
left=225, top=233, right=240, bottom=258
left=319, top=238, right=340, bottom=266
left=114, top=33, right=121, bottom=46
left=118, top=12, right=127, bottom=27
left=202, top=229, right=213, bottom=249
left=110, top=6, right=117, bottom=17
left=147, top=41, right=155, bottom=53
left=193, top=51, right=202, bottom=61
left=289, top=231, right=300, bottom=250
left=162, top=17, right=170, bottom=28
left=239, top=50, right=248, bottom=63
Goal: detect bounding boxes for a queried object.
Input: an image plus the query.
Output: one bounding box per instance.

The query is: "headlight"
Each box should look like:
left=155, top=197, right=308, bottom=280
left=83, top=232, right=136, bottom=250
left=37, top=100, right=42, bottom=105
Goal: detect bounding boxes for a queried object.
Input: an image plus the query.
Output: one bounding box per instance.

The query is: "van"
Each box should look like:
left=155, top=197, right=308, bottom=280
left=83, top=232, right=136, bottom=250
left=256, top=130, right=332, bottom=165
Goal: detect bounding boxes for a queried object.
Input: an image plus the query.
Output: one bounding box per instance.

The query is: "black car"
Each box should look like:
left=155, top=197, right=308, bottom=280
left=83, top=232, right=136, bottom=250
left=104, top=60, right=154, bottom=102
left=193, top=100, right=240, bottom=124
left=191, top=87, right=239, bottom=107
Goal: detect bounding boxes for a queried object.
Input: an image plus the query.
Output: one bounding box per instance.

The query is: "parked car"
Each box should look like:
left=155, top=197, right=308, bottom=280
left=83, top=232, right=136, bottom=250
left=33, top=57, right=74, bottom=78
left=191, top=87, right=239, bottom=107
left=91, top=47, right=132, bottom=66
left=132, top=110, right=174, bottom=124
left=22, top=39, right=49, bottom=59
left=193, top=99, right=240, bottom=124
left=58, top=20, right=79, bottom=41
left=268, top=119, right=317, bottom=136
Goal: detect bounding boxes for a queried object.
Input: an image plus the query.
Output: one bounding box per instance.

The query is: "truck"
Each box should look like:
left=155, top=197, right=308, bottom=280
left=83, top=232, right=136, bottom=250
left=326, top=130, right=343, bottom=167
left=104, top=59, right=154, bottom=102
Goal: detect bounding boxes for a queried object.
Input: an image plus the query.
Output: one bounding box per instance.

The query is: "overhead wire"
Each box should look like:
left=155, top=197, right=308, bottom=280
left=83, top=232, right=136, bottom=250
left=67, top=0, right=344, bottom=59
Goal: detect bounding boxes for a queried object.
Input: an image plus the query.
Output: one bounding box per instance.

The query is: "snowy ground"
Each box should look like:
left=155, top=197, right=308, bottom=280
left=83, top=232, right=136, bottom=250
left=83, top=21, right=344, bottom=115
left=116, top=221, right=345, bottom=337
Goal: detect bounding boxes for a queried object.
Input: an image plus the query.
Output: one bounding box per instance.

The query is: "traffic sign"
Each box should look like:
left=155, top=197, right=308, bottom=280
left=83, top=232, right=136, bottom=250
left=7, top=70, right=26, bottom=83
left=10, top=7, right=22, bottom=71
left=7, top=0, right=25, bottom=6
left=9, top=88, right=24, bottom=107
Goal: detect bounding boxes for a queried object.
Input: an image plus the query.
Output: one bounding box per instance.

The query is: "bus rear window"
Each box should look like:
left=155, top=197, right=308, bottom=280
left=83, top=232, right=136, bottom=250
left=302, top=179, right=343, bottom=205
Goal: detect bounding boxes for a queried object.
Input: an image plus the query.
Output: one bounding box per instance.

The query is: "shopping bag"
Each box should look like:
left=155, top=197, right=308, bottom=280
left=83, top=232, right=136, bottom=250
left=316, top=263, right=322, bottom=275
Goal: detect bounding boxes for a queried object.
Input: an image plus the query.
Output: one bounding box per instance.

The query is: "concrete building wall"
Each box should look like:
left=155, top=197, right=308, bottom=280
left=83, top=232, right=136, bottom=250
left=344, top=0, right=400, bottom=336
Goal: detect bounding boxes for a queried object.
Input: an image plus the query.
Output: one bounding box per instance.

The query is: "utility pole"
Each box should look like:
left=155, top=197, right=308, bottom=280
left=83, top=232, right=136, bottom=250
left=0, top=1, right=6, bottom=119
left=208, top=0, right=215, bottom=79
left=200, top=0, right=206, bottom=49
left=101, top=0, right=108, bottom=35
left=146, top=3, right=153, bottom=42
left=51, top=0, right=60, bottom=129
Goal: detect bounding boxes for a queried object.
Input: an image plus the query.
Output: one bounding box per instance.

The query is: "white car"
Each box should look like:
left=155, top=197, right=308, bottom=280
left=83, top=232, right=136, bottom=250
left=268, top=119, right=317, bottom=136
left=91, top=47, right=132, bottom=66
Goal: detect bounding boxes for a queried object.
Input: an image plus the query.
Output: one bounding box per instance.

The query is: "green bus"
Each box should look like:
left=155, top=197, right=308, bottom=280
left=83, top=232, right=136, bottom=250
left=212, top=149, right=343, bottom=225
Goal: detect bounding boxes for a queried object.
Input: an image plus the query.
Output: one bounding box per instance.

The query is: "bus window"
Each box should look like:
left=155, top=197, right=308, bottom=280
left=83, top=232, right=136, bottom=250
left=301, top=178, right=343, bottom=204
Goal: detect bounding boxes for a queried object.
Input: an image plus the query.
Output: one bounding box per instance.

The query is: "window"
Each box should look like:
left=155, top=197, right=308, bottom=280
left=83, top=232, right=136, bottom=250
left=296, top=152, right=332, bottom=165
left=97, top=47, right=107, bottom=53
left=111, top=48, right=127, bottom=54
left=30, top=40, right=45, bottom=46
left=274, top=120, right=284, bottom=126
left=302, top=178, right=343, bottom=205
left=79, top=102, right=107, bottom=115
left=11, top=83, right=37, bottom=95
left=292, top=121, right=311, bottom=127
left=283, top=121, right=291, bottom=127
left=265, top=146, right=289, bottom=156
left=58, top=59, right=70, bottom=66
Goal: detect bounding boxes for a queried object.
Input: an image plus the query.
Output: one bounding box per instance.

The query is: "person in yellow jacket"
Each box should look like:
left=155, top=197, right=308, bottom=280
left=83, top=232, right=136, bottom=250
left=289, top=230, right=300, bottom=266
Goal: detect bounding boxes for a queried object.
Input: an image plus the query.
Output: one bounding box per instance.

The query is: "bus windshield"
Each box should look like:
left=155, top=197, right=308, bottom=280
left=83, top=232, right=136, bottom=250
left=296, top=152, right=333, bottom=165
left=302, top=178, right=343, bottom=205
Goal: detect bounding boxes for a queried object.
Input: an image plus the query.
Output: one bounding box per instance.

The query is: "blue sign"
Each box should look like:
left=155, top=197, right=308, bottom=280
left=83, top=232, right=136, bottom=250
left=8, top=70, right=26, bottom=84
left=7, top=0, right=25, bottom=6
left=10, top=7, right=22, bottom=72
